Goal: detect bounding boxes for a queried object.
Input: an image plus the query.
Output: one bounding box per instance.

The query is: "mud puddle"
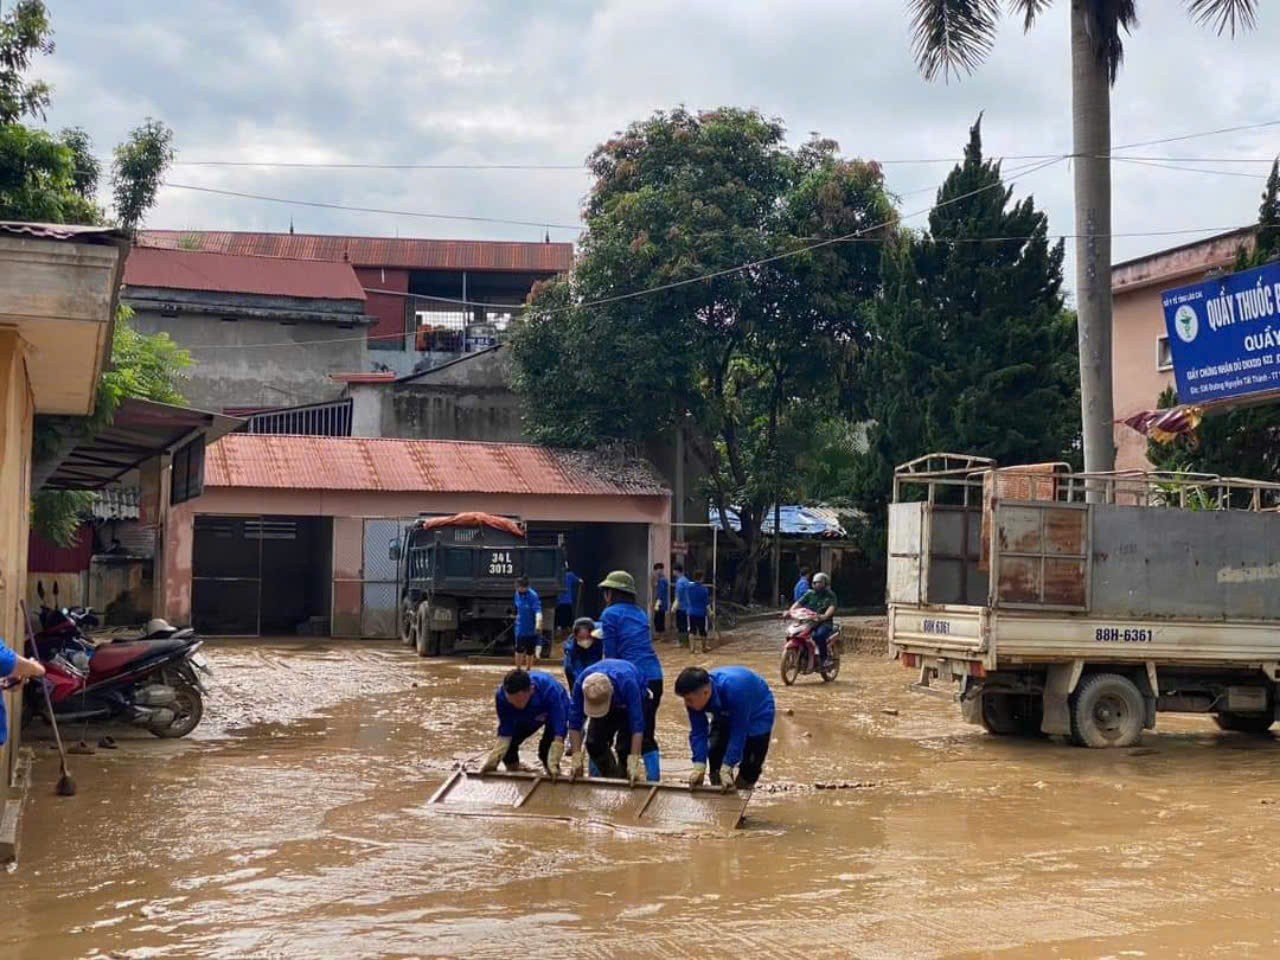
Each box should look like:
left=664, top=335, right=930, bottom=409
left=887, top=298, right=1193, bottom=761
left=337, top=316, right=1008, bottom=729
left=6, top=635, right=1280, bottom=958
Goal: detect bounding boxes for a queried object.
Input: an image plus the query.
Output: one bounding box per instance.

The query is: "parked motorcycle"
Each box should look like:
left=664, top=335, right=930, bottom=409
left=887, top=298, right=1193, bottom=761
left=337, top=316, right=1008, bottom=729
left=780, top=606, right=842, bottom=685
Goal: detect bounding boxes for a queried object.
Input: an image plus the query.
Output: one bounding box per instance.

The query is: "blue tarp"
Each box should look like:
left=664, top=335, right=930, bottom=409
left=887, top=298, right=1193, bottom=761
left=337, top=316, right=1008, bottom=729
left=710, top=505, right=849, bottom=538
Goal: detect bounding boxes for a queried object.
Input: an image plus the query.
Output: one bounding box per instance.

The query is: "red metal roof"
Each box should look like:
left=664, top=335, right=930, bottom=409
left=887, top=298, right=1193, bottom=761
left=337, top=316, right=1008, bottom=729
left=204, top=435, right=667, bottom=497
left=124, top=246, right=366, bottom=301
left=140, top=231, right=574, bottom=274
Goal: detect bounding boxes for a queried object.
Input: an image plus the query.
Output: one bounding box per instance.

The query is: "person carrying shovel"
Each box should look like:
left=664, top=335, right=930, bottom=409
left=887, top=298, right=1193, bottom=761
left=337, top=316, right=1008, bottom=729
left=674, top=665, right=775, bottom=792
left=480, top=669, right=570, bottom=778
left=567, top=659, right=649, bottom=785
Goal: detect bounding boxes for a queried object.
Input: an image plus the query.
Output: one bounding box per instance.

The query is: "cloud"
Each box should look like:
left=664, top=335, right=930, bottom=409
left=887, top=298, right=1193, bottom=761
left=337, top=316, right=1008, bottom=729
left=37, top=0, right=1280, bottom=269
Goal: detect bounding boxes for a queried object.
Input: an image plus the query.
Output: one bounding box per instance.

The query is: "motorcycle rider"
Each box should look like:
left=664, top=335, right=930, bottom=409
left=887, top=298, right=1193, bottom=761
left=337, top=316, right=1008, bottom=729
left=481, top=668, right=570, bottom=778
left=794, top=572, right=839, bottom=666
left=675, top=665, right=775, bottom=791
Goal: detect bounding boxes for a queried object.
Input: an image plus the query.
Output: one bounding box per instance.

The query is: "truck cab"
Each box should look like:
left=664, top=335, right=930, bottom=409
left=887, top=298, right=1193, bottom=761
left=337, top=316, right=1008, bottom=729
left=398, top=512, right=563, bottom=656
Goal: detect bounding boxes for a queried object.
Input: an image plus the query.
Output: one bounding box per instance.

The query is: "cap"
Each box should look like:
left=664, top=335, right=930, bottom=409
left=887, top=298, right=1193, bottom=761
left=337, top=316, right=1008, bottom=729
left=582, top=672, right=614, bottom=718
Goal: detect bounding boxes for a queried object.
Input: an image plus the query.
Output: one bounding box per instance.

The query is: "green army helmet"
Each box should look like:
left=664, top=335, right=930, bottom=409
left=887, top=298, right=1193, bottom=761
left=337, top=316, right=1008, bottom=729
left=598, top=570, right=637, bottom=594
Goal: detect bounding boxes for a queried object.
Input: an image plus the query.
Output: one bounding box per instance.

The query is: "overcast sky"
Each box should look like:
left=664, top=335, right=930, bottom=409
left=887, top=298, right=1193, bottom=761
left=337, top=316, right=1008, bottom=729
left=41, top=0, right=1280, bottom=273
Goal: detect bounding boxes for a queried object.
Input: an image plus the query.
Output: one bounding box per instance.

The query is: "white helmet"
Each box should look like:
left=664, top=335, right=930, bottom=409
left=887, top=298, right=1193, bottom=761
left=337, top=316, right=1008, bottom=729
left=812, top=572, right=830, bottom=588
left=145, top=618, right=176, bottom=637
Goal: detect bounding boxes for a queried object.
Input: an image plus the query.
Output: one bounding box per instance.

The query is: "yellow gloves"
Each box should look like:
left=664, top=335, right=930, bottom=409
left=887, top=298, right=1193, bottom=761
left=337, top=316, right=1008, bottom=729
left=480, top=738, right=511, bottom=773
left=535, top=612, right=544, bottom=633
left=546, top=740, right=564, bottom=780
left=688, top=762, right=706, bottom=787
left=626, top=753, right=644, bottom=785
left=569, top=752, right=585, bottom=781
left=721, top=765, right=739, bottom=792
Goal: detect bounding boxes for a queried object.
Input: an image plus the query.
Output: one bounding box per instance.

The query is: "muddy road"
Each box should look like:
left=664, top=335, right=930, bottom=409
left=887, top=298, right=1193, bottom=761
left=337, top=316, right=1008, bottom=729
left=6, top=628, right=1280, bottom=959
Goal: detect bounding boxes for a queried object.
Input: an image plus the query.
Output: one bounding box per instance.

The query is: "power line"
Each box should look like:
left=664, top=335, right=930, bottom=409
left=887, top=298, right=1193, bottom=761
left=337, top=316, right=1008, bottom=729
left=1113, top=157, right=1268, bottom=180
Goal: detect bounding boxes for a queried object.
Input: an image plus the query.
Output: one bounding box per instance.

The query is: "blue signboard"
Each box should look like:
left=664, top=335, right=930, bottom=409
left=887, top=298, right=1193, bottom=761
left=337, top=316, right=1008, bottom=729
left=1162, top=261, right=1280, bottom=404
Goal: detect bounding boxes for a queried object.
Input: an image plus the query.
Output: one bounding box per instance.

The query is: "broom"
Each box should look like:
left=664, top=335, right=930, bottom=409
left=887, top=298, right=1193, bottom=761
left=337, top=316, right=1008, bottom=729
left=19, top=600, right=76, bottom=796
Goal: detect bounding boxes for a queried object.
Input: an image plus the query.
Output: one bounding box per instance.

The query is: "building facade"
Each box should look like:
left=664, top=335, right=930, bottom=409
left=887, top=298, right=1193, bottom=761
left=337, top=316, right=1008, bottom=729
left=1111, top=228, right=1251, bottom=472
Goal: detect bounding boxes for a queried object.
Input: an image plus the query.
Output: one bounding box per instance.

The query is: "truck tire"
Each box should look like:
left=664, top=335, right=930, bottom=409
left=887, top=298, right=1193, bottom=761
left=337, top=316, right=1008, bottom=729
left=1214, top=712, right=1275, bottom=735
left=980, top=694, right=1044, bottom=737
left=400, top=600, right=417, bottom=648
left=414, top=602, right=432, bottom=657
left=1070, top=673, right=1145, bottom=748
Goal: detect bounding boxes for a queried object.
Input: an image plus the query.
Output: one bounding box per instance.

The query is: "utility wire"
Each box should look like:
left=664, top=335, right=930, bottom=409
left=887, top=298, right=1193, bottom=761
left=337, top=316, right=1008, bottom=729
left=1113, top=157, right=1268, bottom=180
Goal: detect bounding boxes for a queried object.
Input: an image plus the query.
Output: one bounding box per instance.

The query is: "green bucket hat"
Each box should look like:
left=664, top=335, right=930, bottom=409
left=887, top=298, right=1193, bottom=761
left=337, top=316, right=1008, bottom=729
left=598, top=570, right=637, bottom=594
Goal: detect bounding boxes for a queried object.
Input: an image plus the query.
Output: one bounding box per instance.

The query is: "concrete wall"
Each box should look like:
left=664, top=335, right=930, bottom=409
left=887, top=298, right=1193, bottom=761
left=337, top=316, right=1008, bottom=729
left=381, top=348, right=524, bottom=442
left=128, top=290, right=370, bottom=411
left=0, top=329, right=34, bottom=786
left=161, top=487, right=671, bottom=624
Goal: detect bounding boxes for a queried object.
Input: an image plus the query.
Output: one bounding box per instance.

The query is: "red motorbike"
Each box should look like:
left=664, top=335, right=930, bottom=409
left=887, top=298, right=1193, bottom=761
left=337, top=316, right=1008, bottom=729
left=780, top=606, right=842, bottom=685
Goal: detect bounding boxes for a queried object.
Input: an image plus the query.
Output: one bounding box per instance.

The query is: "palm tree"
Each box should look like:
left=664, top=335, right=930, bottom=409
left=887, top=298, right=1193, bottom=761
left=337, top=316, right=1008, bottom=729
left=908, top=0, right=1259, bottom=480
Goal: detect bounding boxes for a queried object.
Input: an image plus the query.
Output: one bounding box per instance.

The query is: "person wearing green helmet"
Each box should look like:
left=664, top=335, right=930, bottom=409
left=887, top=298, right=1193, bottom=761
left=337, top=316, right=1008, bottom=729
left=598, top=569, right=663, bottom=781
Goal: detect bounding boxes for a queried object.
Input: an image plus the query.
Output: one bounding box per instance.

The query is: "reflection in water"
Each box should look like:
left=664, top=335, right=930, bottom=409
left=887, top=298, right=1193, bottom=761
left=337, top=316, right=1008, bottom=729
left=3, top=637, right=1280, bottom=959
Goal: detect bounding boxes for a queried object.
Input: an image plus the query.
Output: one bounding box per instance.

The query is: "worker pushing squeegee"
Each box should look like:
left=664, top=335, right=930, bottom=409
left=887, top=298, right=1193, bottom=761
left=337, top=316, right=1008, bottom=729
left=567, top=658, right=651, bottom=784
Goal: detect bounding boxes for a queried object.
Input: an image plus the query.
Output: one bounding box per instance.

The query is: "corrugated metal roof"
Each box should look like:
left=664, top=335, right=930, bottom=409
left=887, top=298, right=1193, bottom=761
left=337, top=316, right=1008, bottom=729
left=205, top=435, right=669, bottom=497
left=92, top=487, right=141, bottom=520
left=140, top=231, right=574, bottom=274
left=124, top=246, right=366, bottom=301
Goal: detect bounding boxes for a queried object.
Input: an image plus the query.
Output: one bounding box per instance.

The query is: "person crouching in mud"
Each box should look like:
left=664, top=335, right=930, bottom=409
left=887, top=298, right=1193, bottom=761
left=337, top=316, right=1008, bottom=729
left=480, top=668, right=569, bottom=778
left=675, top=665, right=775, bottom=792
left=597, top=570, right=664, bottom=781
left=567, top=659, right=649, bottom=785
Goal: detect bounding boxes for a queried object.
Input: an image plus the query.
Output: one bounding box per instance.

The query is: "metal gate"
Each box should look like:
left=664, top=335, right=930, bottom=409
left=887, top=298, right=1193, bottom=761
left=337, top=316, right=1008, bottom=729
left=331, top=517, right=415, bottom=638
left=192, top=516, right=262, bottom=636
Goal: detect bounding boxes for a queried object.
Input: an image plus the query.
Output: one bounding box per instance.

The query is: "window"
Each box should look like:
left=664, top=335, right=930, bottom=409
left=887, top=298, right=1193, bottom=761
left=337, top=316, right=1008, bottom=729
left=171, top=436, right=206, bottom=505
left=1156, top=334, right=1173, bottom=372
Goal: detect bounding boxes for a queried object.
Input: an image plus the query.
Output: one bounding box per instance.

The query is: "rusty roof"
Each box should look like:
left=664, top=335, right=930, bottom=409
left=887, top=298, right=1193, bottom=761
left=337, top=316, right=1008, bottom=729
left=124, top=246, right=366, bottom=301
left=205, top=434, right=668, bottom=497
left=140, top=230, right=574, bottom=274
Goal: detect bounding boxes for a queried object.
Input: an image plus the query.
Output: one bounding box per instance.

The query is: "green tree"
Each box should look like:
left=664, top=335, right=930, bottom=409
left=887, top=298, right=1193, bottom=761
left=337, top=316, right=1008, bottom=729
left=510, top=107, right=896, bottom=600
left=852, top=118, right=1078, bottom=589
left=0, top=1, right=187, bottom=544
left=907, top=0, right=1260, bottom=484
left=1149, top=157, right=1280, bottom=484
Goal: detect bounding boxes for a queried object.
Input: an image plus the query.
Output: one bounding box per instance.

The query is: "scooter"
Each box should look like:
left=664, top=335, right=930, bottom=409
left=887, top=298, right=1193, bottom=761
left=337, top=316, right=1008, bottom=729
left=28, top=631, right=211, bottom=739
left=779, top=606, right=842, bottom=686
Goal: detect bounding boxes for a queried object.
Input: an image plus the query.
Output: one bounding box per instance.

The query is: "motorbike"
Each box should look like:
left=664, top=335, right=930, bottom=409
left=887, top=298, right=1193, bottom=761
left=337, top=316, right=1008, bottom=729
left=780, top=605, right=842, bottom=685
left=29, top=584, right=210, bottom=738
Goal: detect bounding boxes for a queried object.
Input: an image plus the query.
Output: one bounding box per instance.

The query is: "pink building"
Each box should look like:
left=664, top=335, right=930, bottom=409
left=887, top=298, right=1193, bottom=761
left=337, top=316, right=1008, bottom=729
left=1110, top=228, right=1251, bottom=472
left=160, top=434, right=671, bottom=638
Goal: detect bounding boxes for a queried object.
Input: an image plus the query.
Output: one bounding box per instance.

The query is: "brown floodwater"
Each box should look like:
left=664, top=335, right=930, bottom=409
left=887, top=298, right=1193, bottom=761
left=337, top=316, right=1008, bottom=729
left=6, top=628, right=1280, bottom=959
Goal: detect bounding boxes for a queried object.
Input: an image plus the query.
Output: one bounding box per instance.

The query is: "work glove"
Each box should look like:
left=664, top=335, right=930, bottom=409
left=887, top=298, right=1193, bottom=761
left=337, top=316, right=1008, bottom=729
left=672, top=599, right=680, bottom=612
left=721, top=765, right=739, bottom=793
left=546, top=740, right=565, bottom=780
left=688, top=762, right=706, bottom=788
left=569, top=752, right=585, bottom=781
left=480, top=738, right=511, bottom=773
left=535, top=612, right=545, bottom=633
left=626, top=753, right=644, bottom=785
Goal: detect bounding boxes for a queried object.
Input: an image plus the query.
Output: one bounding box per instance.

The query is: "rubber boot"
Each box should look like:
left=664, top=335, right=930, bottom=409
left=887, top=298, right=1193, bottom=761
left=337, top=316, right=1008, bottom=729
left=643, top=750, right=660, bottom=782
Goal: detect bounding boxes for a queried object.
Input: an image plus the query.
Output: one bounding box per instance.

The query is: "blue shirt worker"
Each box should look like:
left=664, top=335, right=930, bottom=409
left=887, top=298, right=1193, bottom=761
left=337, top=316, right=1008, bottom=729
left=651, top=562, right=670, bottom=636
left=555, top=563, right=581, bottom=635
left=672, top=564, right=692, bottom=640
left=793, top=566, right=812, bottom=604
left=563, top=616, right=604, bottom=690
left=512, top=576, right=543, bottom=671
left=0, top=637, right=45, bottom=746
left=685, top=572, right=711, bottom=639
left=480, top=669, right=570, bottom=778
left=598, top=570, right=664, bottom=781
left=568, top=659, right=649, bottom=784
left=675, top=665, right=775, bottom=791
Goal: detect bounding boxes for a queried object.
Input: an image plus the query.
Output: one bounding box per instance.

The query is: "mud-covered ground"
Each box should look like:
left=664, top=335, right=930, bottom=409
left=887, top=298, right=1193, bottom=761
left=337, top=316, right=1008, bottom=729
left=6, top=623, right=1280, bottom=959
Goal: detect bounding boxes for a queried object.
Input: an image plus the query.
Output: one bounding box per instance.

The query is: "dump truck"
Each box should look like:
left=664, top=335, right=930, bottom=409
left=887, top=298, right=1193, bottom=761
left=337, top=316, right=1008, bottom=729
left=397, top=512, right=563, bottom=656
left=887, top=453, right=1280, bottom=747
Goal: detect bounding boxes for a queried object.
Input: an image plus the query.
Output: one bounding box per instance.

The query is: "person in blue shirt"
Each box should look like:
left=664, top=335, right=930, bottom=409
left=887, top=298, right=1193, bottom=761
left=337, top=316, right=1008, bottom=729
left=672, top=563, right=692, bottom=647
left=567, top=659, right=649, bottom=784
left=685, top=570, right=711, bottom=651
left=563, top=616, right=603, bottom=690
left=0, top=637, right=45, bottom=747
left=511, top=576, right=543, bottom=671
left=793, top=566, right=812, bottom=604
left=598, top=570, right=664, bottom=780
left=554, top=561, right=581, bottom=648
left=675, top=665, right=775, bottom=791
left=480, top=669, right=570, bottom=777
left=651, top=562, right=670, bottom=640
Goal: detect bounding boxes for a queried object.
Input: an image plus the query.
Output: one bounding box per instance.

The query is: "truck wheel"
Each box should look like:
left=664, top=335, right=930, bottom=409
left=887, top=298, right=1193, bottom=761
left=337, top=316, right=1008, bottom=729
left=400, top=600, right=417, bottom=648
left=980, top=694, right=1021, bottom=735
left=1214, top=712, right=1275, bottom=734
left=1070, top=673, right=1145, bottom=748
left=414, top=602, right=432, bottom=657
